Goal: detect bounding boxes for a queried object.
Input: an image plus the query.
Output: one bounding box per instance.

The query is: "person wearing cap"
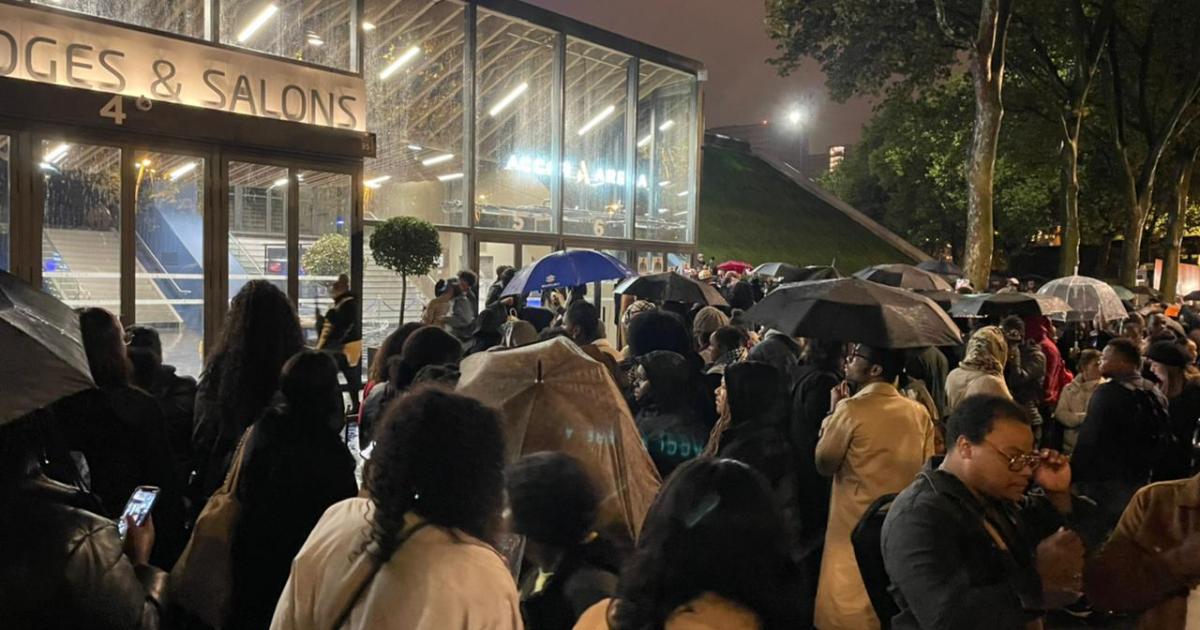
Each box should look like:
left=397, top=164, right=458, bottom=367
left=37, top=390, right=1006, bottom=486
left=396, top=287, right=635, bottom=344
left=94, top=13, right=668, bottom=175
left=815, top=344, right=935, bottom=629
left=315, top=273, right=363, bottom=413
left=124, top=325, right=198, bottom=480
left=1147, top=340, right=1200, bottom=479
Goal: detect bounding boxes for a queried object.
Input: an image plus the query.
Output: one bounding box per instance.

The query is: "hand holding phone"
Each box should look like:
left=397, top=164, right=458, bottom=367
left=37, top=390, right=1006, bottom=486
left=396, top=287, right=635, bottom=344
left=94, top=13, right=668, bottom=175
left=116, top=485, right=159, bottom=540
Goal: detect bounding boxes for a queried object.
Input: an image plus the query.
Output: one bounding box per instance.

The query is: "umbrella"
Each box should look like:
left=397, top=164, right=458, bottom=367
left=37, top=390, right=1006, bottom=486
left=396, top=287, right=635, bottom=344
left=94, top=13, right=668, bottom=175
left=1107, top=283, right=1136, bottom=302
left=0, top=270, right=95, bottom=423
left=716, top=260, right=753, bottom=274
left=743, top=278, right=962, bottom=348
left=615, top=272, right=728, bottom=306
left=949, top=292, right=1073, bottom=320
left=456, top=337, right=661, bottom=543
left=1184, top=290, right=1200, bottom=302
left=1039, top=276, right=1129, bottom=324
left=751, top=262, right=803, bottom=279
left=916, top=259, right=963, bottom=278
left=751, top=263, right=840, bottom=282
left=854, top=263, right=954, bottom=292
left=914, top=289, right=961, bottom=311
left=502, top=249, right=633, bottom=297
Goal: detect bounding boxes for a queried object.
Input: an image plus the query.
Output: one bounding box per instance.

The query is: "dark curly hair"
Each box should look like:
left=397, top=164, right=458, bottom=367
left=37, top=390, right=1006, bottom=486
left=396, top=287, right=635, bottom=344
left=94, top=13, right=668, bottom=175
left=79, top=307, right=131, bottom=388
left=202, top=281, right=304, bottom=437
left=364, top=386, right=506, bottom=561
left=610, top=458, right=806, bottom=629
left=387, top=325, right=463, bottom=390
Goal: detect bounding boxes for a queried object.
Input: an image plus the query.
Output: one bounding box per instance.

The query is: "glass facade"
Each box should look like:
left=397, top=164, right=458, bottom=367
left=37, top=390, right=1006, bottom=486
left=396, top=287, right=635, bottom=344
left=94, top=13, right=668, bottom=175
left=563, top=39, right=629, bottom=239
left=474, top=11, right=556, bottom=234
left=0, top=136, right=8, bottom=271
left=635, top=63, right=697, bottom=243
left=221, top=0, right=354, bottom=70
left=228, top=161, right=289, bottom=300
left=34, top=0, right=207, bottom=38
left=298, top=168, right=353, bottom=343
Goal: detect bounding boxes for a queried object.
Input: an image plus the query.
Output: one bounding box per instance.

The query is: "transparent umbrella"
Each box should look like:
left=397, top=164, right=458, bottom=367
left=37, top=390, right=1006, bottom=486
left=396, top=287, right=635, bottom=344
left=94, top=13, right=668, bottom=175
left=1037, top=276, right=1128, bottom=324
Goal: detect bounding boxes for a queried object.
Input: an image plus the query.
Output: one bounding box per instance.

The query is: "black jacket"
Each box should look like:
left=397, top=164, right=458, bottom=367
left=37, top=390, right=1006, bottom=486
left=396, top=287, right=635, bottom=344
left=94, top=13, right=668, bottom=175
left=518, top=541, right=620, bottom=630
left=634, top=407, right=708, bottom=479
left=1004, top=341, right=1046, bottom=423
left=317, top=291, right=362, bottom=351
left=789, top=365, right=840, bottom=549
left=227, top=407, right=358, bottom=630
left=1073, top=375, right=1170, bottom=486
left=140, top=364, right=198, bottom=484
left=881, top=462, right=1069, bottom=630
left=0, top=474, right=167, bottom=630
left=717, top=420, right=804, bottom=559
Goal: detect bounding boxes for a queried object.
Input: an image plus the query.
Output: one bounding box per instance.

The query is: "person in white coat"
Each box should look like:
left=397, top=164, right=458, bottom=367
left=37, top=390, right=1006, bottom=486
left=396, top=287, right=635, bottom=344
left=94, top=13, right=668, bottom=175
left=1053, top=349, right=1101, bottom=454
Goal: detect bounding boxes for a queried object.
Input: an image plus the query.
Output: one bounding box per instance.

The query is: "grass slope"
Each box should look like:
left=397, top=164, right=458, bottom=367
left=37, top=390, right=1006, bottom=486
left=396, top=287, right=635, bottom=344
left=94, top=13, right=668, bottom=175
left=698, top=146, right=917, bottom=273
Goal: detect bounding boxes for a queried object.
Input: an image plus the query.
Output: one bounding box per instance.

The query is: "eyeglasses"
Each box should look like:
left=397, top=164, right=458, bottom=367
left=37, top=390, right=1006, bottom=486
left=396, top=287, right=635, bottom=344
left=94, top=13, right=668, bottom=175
left=982, top=440, right=1041, bottom=472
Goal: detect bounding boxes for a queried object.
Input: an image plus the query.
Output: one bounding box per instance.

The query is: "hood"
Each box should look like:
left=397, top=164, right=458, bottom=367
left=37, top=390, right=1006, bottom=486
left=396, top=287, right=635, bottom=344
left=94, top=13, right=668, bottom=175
left=959, top=326, right=1008, bottom=375
left=693, top=306, right=730, bottom=339
left=1023, top=316, right=1051, bottom=343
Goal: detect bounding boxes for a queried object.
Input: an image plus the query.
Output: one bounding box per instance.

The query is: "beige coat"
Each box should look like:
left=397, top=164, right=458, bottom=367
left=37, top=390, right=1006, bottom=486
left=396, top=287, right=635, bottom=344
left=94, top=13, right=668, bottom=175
left=573, top=593, right=760, bottom=630
left=270, top=498, right=522, bottom=630
left=945, top=326, right=1012, bottom=415
left=1054, top=376, right=1102, bottom=453
left=814, top=382, right=935, bottom=630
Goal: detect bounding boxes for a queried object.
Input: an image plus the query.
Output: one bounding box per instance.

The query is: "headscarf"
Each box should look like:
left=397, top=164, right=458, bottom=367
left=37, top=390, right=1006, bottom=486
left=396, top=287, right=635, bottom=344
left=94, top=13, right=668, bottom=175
left=622, top=300, right=657, bottom=329
left=693, top=306, right=730, bottom=342
left=959, top=326, right=1008, bottom=375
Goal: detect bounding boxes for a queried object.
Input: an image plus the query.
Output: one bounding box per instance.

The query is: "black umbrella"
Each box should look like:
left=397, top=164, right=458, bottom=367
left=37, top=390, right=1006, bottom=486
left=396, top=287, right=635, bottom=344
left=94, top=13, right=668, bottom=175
left=1184, top=290, right=1200, bottom=302
left=916, top=259, right=963, bottom=278
left=914, top=289, right=961, bottom=311
left=615, top=272, right=728, bottom=306
left=948, top=292, right=1074, bottom=320
left=854, top=263, right=954, bottom=292
left=744, top=278, right=962, bottom=348
left=0, top=271, right=95, bottom=423
left=752, top=263, right=840, bottom=283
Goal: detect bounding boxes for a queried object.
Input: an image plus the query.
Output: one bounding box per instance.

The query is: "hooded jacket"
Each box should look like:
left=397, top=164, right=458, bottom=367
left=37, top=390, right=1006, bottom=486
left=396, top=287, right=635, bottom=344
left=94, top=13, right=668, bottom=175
left=945, top=327, right=1012, bottom=415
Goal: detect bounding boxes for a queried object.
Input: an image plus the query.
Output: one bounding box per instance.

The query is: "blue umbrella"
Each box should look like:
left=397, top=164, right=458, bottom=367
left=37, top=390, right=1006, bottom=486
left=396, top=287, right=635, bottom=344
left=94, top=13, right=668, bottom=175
left=502, top=249, right=634, bottom=297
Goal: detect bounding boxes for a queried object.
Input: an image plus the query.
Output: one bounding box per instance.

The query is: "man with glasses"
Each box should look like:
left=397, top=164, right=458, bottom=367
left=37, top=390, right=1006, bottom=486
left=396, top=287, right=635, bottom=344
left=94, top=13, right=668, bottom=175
left=882, top=394, right=1084, bottom=629
left=814, top=344, right=935, bottom=630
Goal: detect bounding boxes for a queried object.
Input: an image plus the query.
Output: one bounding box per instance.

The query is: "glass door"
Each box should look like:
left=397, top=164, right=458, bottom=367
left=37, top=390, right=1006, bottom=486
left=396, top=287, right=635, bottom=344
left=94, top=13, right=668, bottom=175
left=298, top=169, right=352, bottom=346
left=133, top=150, right=207, bottom=377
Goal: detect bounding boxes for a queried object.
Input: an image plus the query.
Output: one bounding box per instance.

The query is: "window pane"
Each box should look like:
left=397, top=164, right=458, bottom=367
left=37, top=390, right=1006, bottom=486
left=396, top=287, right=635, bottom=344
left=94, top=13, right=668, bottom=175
left=40, top=140, right=121, bottom=315
left=475, top=11, right=556, bottom=234
left=134, top=152, right=206, bottom=377
left=362, top=227, right=468, bottom=357
left=221, top=0, right=353, bottom=70
left=635, top=250, right=688, bottom=275
left=478, top=240, right=516, bottom=310
left=0, top=136, right=9, bottom=271
left=563, top=39, right=629, bottom=239
left=33, top=0, right=206, bottom=38
left=363, top=0, right=466, bottom=227
left=228, top=162, right=288, bottom=301
left=635, top=63, right=696, bottom=243
left=298, top=170, right=352, bottom=345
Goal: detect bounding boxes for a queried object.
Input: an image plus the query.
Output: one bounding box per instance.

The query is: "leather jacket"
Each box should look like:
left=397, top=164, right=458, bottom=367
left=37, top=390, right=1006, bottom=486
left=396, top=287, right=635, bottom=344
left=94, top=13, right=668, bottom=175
left=0, top=474, right=167, bottom=629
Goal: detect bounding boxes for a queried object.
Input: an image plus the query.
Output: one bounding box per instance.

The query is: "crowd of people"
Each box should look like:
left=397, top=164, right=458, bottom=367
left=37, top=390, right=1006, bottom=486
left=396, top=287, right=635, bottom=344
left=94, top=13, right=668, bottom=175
left=6, top=258, right=1200, bottom=630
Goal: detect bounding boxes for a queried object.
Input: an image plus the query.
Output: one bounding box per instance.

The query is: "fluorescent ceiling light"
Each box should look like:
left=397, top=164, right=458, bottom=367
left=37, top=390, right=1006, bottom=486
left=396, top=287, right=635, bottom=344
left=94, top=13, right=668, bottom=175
left=139, top=159, right=152, bottom=167
left=437, top=173, right=464, bottom=182
left=44, top=143, right=70, bottom=163
left=271, top=178, right=288, bottom=188
left=488, top=82, right=529, bottom=117
left=38, top=161, right=54, bottom=170
left=636, top=134, right=652, bottom=148
left=658, top=180, right=671, bottom=187
left=306, top=32, right=324, bottom=47
left=421, top=153, right=454, bottom=166
left=407, top=144, right=423, bottom=151
left=576, top=104, right=616, bottom=136
left=379, top=46, right=421, bottom=80
left=168, top=162, right=198, bottom=181
left=237, top=4, right=279, bottom=43
left=364, top=175, right=391, bottom=188
left=676, top=190, right=689, bottom=197
left=658, top=120, right=676, bottom=132
left=362, top=21, right=376, bottom=32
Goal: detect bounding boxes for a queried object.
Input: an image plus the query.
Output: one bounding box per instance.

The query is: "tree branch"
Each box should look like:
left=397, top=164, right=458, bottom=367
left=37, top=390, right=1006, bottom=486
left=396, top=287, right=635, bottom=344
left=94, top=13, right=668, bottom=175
left=934, top=0, right=974, bottom=49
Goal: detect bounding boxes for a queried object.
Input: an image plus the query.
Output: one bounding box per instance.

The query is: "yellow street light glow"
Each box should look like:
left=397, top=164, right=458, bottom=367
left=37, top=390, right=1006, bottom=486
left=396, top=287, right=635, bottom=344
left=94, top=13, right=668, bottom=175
left=44, top=143, right=70, bottom=163
left=364, top=175, right=391, bottom=188
left=421, top=153, right=454, bottom=167
left=237, top=4, right=279, bottom=43
left=168, top=162, right=198, bottom=181
left=576, top=104, right=616, bottom=136
left=379, top=46, right=421, bottom=80
left=437, top=172, right=464, bottom=182
left=488, top=82, right=529, bottom=117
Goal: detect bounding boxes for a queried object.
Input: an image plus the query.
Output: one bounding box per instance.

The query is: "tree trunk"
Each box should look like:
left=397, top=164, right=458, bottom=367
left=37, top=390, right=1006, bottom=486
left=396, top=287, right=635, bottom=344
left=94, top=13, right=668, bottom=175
left=1161, top=147, right=1198, bottom=301
left=961, top=0, right=1013, bottom=291
left=1119, top=190, right=1154, bottom=287
left=1095, top=231, right=1115, bottom=277
left=399, top=276, right=408, bottom=325
left=1058, top=134, right=1082, bottom=276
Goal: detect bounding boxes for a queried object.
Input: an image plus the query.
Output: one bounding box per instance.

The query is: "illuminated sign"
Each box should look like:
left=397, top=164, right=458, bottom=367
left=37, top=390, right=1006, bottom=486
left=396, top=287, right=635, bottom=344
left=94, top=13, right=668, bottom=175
left=503, top=153, right=650, bottom=188
left=0, top=2, right=366, bottom=131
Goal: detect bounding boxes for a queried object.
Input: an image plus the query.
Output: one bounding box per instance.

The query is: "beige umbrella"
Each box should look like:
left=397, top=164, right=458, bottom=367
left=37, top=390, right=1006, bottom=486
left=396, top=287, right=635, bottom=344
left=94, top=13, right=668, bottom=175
left=457, top=337, right=661, bottom=543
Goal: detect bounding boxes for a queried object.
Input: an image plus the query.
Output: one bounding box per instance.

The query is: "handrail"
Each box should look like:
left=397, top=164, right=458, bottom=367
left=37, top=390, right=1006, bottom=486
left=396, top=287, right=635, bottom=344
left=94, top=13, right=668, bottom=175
left=40, top=230, right=89, bottom=301
left=228, top=233, right=265, bottom=275
left=136, top=232, right=190, bottom=295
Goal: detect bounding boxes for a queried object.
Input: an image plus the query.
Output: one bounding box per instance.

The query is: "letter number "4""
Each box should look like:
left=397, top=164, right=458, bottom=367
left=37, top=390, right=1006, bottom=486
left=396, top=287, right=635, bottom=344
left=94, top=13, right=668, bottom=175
left=100, top=95, right=126, bottom=126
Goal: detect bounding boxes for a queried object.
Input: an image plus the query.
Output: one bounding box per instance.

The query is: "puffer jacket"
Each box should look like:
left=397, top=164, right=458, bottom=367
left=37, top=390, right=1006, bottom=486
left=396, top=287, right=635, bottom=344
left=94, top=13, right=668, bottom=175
left=0, top=474, right=167, bottom=630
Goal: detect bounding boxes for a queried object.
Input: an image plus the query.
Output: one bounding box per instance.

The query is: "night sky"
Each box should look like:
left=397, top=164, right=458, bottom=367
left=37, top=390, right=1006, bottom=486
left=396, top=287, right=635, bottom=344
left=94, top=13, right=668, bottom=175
left=526, top=0, right=875, bottom=151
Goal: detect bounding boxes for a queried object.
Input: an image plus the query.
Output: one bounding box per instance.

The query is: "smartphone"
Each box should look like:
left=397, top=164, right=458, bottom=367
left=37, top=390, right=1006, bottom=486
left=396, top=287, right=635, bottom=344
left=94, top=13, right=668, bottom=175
left=117, top=485, right=159, bottom=540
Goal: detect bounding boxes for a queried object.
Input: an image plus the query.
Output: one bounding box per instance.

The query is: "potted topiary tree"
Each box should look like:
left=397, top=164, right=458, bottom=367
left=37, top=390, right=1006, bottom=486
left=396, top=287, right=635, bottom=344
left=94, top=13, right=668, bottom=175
left=368, top=216, right=441, bottom=324
left=302, top=233, right=352, bottom=279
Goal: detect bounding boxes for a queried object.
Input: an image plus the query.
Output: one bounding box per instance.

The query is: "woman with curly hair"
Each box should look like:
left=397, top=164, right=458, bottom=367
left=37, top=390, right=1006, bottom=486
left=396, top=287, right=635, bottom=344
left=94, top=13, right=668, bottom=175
left=574, top=458, right=809, bottom=630
left=270, top=386, right=520, bottom=630
left=191, top=280, right=304, bottom=499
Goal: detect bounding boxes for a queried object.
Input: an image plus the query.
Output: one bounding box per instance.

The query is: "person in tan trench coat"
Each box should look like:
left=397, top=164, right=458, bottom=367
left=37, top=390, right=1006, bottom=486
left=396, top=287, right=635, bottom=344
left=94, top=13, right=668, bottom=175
left=814, top=345, right=935, bottom=630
